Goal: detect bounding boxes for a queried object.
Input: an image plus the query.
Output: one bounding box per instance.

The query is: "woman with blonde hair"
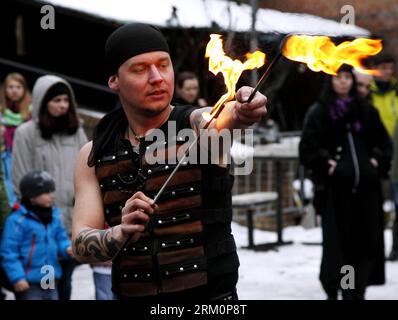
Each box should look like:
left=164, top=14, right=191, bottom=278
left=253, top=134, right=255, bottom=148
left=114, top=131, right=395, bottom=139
left=0, top=72, right=31, bottom=206
left=0, top=72, right=31, bottom=151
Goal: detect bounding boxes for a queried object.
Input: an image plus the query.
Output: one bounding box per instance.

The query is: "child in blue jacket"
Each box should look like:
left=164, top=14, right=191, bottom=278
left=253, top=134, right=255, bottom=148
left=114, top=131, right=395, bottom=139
left=0, top=170, right=72, bottom=300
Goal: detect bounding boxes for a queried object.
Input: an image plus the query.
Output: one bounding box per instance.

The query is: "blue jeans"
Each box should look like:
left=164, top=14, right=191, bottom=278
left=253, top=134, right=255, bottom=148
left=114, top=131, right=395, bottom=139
left=16, top=283, right=58, bottom=300
left=93, top=272, right=114, bottom=300
left=1, top=151, right=16, bottom=206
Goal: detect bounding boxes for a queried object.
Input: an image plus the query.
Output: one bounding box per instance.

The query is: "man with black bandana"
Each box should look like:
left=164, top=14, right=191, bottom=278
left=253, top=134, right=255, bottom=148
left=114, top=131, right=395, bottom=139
left=72, top=23, right=267, bottom=300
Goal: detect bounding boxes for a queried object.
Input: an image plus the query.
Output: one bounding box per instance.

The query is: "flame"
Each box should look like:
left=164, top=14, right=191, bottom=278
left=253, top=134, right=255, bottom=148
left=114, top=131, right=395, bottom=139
left=202, top=112, right=212, bottom=122
left=203, top=34, right=266, bottom=121
left=282, top=35, right=382, bottom=76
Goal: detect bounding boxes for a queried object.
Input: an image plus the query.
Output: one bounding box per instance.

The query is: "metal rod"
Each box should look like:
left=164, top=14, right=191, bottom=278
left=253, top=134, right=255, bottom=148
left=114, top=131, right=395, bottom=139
left=153, top=135, right=197, bottom=203
left=154, top=110, right=218, bottom=201
left=246, top=52, right=282, bottom=103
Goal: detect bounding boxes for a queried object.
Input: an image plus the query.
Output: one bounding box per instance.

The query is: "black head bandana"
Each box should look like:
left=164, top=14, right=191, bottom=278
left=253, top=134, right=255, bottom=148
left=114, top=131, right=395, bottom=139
left=104, top=23, right=170, bottom=76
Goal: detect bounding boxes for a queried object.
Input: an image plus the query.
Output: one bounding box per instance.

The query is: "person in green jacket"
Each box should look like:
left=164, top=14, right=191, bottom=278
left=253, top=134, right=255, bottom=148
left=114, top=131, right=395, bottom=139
left=370, top=53, right=398, bottom=261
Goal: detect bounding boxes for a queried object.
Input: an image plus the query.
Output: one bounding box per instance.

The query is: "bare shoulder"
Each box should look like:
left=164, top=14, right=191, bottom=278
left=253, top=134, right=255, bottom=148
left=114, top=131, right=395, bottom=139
left=79, top=141, right=93, bottom=157
left=75, top=142, right=94, bottom=170
left=75, top=141, right=98, bottom=188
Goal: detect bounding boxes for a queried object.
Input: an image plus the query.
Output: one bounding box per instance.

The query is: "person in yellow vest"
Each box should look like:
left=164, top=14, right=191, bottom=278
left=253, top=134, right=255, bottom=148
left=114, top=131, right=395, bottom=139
left=370, top=53, right=398, bottom=261
left=390, top=123, right=398, bottom=261
left=370, top=54, right=398, bottom=137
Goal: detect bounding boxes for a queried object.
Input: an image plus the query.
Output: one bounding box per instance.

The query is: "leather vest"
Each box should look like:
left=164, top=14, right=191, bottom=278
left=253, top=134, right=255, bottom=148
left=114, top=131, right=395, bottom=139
left=94, top=106, right=239, bottom=298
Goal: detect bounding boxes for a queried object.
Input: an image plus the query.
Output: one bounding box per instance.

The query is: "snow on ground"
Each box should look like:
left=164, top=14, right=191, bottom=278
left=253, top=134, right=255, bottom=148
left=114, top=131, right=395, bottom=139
left=5, top=223, right=398, bottom=300
left=233, top=223, right=398, bottom=300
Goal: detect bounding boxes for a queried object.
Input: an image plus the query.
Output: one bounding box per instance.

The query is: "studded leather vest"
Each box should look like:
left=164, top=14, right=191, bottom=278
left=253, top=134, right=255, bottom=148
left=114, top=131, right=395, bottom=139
left=94, top=106, right=239, bottom=298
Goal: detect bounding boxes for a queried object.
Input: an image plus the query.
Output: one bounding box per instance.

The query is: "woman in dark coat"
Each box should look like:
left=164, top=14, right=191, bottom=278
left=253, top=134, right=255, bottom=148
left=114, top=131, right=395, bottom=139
left=300, top=65, right=392, bottom=300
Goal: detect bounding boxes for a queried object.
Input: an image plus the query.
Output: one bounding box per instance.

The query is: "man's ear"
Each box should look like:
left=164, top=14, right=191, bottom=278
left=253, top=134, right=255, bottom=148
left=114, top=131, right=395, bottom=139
left=108, top=75, right=119, bottom=92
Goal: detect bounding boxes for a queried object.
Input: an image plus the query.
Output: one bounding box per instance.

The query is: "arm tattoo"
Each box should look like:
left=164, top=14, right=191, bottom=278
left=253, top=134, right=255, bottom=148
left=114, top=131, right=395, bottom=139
left=73, top=227, right=122, bottom=262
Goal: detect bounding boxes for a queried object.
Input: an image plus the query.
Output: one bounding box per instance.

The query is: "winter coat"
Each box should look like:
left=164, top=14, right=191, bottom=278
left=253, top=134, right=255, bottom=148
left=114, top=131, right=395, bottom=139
left=0, top=205, right=71, bottom=285
left=0, top=129, right=10, bottom=231
left=12, top=75, right=88, bottom=236
left=300, top=99, right=392, bottom=293
left=370, top=78, right=398, bottom=137
left=391, top=122, right=398, bottom=185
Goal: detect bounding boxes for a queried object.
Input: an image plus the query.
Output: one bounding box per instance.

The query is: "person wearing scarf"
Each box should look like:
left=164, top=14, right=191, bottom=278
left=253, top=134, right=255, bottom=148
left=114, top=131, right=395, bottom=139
left=11, top=76, right=88, bottom=300
left=0, top=73, right=31, bottom=208
left=300, top=64, right=392, bottom=300
left=0, top=171, right=72, bottom=300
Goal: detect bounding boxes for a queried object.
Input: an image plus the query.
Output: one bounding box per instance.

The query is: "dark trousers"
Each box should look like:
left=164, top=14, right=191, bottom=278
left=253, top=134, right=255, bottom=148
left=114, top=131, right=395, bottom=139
left=392, top=215, right=398, bottom=251
left=57, top=259, right=76, bottom=300
left=391, top=183, right=398, bottom=251
left=15, top=283, right=59, bottom=300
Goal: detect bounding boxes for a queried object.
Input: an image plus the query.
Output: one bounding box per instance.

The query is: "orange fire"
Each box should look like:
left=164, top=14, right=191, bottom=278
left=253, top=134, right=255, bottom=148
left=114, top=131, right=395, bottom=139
left=202, top=34, right=266, bottom=121
left=282, top=35, right=382, bottom=76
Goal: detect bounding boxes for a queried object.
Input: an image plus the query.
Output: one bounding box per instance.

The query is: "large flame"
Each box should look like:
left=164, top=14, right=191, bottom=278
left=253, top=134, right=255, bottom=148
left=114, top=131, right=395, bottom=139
left=203, top=34, right=266, bottom=121
left=282, top=35, right=382, bottom=76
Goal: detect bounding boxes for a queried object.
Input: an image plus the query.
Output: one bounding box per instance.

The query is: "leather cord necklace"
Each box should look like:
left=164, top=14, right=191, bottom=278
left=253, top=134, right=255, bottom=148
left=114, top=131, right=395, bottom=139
left=127, top=126, right=144, bottom=143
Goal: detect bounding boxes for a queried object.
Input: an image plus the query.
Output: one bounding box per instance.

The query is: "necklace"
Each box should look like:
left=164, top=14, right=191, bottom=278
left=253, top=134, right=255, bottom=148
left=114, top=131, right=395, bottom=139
left=127, top=126, right=143, bottom=142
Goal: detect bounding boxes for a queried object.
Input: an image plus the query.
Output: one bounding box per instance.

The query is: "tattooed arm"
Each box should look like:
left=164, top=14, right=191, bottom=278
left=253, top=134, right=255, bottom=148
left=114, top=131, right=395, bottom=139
left=73, top=227, right=123, bottom=262
left=72, top=142, right=153, bottom=263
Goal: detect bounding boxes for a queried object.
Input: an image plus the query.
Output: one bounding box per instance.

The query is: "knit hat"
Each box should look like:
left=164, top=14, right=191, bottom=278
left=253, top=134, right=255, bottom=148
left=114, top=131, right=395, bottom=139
left=41, top=82, right=71, bottom=108
left=104, top=23, right=170, bottom=76
left=19, top=171, right=56, bottom=199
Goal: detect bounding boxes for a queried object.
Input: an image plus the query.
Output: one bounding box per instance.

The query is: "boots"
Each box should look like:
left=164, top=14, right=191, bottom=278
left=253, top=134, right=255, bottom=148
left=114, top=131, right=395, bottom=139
left=342, top=289, right=365, bottom=300
left=387, top=250, right=398, bottom=261
left=325, top=287, right=338, bottom=300
left=388, top=216, right=398, bottom=261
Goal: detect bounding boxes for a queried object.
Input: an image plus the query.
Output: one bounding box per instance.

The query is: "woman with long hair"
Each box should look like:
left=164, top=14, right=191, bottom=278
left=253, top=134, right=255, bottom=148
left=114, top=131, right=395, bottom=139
left=0, top=72, right=31, bottom=206
left=0, top=72, right=31, bottom=151
left=12, top=75, right=87, bottom=300
left=300, top=65, right=392, bottom=300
